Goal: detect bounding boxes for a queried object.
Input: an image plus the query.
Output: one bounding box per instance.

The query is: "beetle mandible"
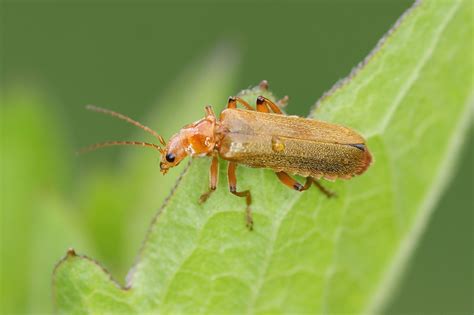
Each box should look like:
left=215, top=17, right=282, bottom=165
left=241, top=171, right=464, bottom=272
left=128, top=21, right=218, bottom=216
left=83, top=81, right=372, bottom=230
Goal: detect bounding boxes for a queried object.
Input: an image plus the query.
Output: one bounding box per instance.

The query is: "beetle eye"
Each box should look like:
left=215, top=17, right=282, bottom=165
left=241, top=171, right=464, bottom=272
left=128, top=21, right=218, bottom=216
left=165, top=153, right=175, bottom=163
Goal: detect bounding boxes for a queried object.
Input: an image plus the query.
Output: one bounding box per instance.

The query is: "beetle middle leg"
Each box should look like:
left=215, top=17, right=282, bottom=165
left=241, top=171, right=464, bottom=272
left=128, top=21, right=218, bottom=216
left=199, top=155, right=219, bottom=204
left=227, top=96, right=254, bottom=110
left=275, top=171, right=335, bottom=197
left=227, top=162, right=253, bottom=230
left=256, top=96, right=284, bottom=114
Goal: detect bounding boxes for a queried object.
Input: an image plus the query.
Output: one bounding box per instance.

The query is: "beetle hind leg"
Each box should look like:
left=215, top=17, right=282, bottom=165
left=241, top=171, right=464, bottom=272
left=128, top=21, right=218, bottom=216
left=275, top=172, right=336, bottom=197
left=275, top=171, right=312, bottom=191
left=312, top=179, right=336, bottom=198
left=228, top=162, right=253, bottom=230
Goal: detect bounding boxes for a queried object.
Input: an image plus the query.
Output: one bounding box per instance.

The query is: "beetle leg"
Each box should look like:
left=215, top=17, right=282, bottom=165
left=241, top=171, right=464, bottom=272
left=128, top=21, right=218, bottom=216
left=199, top=155, right=219, bottom=204
left=275, top=171, right=313, bottom=191
left=277, top=95, right=289, bottom=108
left=227, top=162, right=253, bottom=230
left=227, top=96, right=254, bottom=110
left=204, top=105, right=216, bottom=117
left=256, top=96, right=284, bottom=114
left=312, top=178, right=336, bottom=198
left=275, top=172, right=336, bottom=197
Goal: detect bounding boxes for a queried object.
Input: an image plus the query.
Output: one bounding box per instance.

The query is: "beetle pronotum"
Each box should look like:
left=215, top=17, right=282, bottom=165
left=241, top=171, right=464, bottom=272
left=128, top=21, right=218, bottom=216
left=83, top=81, right=372, bottom=230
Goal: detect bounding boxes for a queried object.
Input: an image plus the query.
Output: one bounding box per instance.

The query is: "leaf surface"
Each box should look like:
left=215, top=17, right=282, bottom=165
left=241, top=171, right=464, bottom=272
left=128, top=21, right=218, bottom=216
left=53, top=1, right=473, bottom=313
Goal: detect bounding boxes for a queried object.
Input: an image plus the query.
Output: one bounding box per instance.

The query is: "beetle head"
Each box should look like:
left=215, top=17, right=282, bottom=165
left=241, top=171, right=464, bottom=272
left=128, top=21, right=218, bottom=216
left=159, top=134, right=187, bottom=174
left=160, top=116, right=216, bottom=174
left=81, top=105, right=169, bottom=170
left=82, top=105, right=215, bottom=176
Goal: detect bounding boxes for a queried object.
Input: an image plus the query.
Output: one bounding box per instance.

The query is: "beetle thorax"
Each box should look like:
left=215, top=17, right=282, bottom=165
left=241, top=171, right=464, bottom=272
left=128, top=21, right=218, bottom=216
left=179, top=117, right=216, bottom=157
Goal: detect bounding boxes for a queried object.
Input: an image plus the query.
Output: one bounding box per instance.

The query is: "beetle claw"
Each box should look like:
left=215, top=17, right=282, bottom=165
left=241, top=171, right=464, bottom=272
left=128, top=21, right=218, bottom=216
left=198, top=193, right=209, bottom=204
left=245, top=213, right=254, bottom=231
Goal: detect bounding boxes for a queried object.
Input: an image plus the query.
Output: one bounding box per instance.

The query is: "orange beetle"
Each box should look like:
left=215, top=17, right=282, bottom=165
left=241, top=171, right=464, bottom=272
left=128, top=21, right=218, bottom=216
left=83, top=81, right=372, bottom=229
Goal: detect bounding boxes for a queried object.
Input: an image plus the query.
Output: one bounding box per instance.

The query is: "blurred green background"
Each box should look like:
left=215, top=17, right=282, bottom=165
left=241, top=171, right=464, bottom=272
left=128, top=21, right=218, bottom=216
left=1, top=1, right=472, bottom=314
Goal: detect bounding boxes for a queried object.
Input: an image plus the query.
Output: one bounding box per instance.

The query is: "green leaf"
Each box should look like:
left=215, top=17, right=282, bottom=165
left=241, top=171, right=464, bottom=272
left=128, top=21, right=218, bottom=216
left=53, top=1, right=473, bottom=314
left=74, top=42, right=240, bottom=280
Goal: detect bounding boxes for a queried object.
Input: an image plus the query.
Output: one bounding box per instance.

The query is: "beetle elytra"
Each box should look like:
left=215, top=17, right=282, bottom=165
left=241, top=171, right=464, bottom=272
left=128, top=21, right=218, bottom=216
left=83, top=81, right=372, bottom=230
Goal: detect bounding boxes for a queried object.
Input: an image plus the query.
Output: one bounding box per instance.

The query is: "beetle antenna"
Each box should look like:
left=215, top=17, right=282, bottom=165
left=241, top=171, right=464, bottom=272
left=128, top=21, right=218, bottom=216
left=78, top=141, right=164, bottom=155
left=86, top=105, right=166, bottom=146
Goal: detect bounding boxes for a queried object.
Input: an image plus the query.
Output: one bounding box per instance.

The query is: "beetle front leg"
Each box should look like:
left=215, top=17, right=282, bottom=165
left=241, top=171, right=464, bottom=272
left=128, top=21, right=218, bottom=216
left=204, top=105, right=216, bottom=117
left=227, top=162, right=253, bottom=230
left=199, top=155, right=219, bottom=204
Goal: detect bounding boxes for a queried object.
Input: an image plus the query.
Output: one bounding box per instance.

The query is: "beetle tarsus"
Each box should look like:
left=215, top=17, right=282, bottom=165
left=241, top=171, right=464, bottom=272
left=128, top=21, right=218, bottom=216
left=312, top=179, right=336, bottom=198
left=198, top=190, right=214, bottom=204
left=246, top=209, right=254, bottom=231
left=277, top=95, right=289, bottom=108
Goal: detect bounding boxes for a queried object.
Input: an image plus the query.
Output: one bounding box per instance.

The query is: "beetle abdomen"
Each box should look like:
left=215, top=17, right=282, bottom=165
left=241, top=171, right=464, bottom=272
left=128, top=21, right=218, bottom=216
left=218, top=109, right=372, bottom=180
left=219, top=133, right=371, bottom=180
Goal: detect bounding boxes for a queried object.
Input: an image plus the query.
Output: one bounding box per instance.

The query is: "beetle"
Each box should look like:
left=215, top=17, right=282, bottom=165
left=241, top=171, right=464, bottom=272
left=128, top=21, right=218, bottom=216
left=83, top=81, right=372, bottom=230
